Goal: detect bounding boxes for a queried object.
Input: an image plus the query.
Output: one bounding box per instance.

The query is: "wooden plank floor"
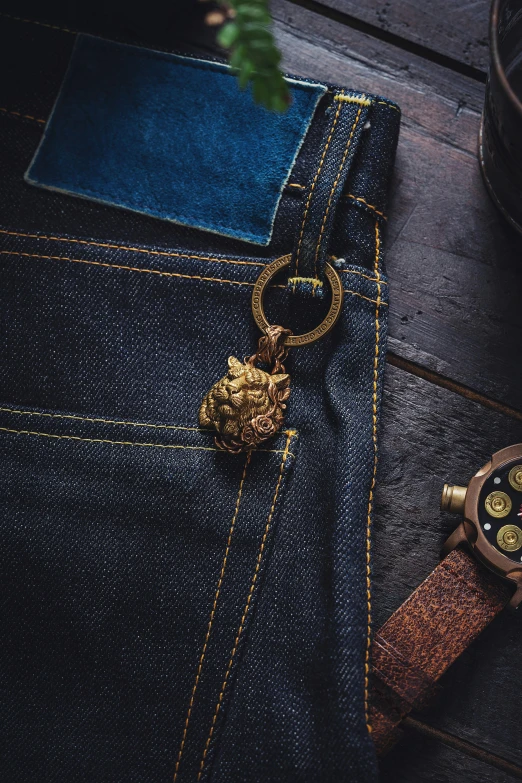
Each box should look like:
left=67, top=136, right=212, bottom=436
left=3, top=1, right=522, bottom=779
left=268, top=1, right=522, bottom=780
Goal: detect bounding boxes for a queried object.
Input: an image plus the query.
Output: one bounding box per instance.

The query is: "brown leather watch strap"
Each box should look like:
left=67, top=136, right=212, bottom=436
left=369, top=547, right=512, bottom=755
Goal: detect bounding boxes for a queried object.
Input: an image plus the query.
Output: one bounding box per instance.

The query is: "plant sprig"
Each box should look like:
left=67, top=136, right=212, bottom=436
left=216, top=0, right=290, bottom=112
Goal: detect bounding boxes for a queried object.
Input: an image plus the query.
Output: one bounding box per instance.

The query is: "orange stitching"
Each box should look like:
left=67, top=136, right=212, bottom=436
left=0, top=249, right=257, bottom=288
left=287, top=183, right=305, bottom=190
left=0, top=405, right=207, bottom=432
left=196, top=431, right=294, bottom=780
left=0, top=11, right=76, bottom=34
left=345, top=194, right=387, bottom=220
left=313, top=106, right=364, bottom=277
left=173, top=454, right=251, bottom=782
left=0, top=247, right=383, bottom=300
left=0, top=229, right=262, bottom=267
left=364, top=221, right=382, bottom=732
left=295, top=95, right=343, bottom=276
left=0, top=107, right=45, bottom=124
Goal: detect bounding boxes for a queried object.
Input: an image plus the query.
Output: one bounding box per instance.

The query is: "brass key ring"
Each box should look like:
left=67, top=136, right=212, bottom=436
left=251, top=255, right=344, bottom=346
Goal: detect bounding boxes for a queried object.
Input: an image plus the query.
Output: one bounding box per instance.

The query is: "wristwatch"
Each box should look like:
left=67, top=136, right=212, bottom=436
left=370, top=444, right=522, bottom=754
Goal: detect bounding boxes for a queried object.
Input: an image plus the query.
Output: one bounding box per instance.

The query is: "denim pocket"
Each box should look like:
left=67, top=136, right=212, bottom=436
left=0, top=402, right=298, bottom=782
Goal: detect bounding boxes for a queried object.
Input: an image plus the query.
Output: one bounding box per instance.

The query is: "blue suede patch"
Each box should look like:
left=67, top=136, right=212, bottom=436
left=26, top=36, right=326, bottom=245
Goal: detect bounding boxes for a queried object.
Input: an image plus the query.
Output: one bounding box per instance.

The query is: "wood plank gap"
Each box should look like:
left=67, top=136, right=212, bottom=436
left=284, top=0, right=487, bottom=84
left=387, top=353, right=522, bottom=423
left=403, top=717, right=522, bottom=780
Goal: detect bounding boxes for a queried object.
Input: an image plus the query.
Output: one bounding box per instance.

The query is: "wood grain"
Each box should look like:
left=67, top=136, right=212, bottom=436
left=287, top=0, right=491, bottom=73
left=375, top=362, right=522, bottom=782
left=272, top=0, right=522, bottom=413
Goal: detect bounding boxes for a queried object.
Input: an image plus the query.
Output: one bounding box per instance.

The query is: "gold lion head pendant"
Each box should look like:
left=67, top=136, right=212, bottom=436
left=199, top=356, right=290, bottom=453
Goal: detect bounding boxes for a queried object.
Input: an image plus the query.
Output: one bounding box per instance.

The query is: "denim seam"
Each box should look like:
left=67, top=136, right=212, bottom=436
left=333, top=95, right=371, bottom=107
left=286, top=186, right=388, bottom=221
left=313, top=106, right=364, bottom=276
left=0, top=426, right=295, bottom=456
left=0, top=405, right=209, bottom=432
left=0, top=107, right=45, bottom=124
left=0, top=249, right=388, bottom=305
left=364, top=220, right=382, bottom=733
left=196, top=431, right=296, bottom=781
left=0, top=11, right=76, bottom=34
left=173, top=454, right=252, bottom=783
left=295, top=95, right=344, bottom=276
left=0, top=229, right=390, bottom=283
left=0, top=229, right=262, bottom=267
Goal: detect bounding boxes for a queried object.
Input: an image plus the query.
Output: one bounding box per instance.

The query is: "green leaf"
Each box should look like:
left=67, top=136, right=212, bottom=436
left=217, top=22, right=240, bottom=48
left=216, top=0, right=291, bottom=112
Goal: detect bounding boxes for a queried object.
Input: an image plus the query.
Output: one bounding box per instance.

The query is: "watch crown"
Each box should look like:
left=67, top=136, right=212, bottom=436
left=441, top=484, right=467, bottom=515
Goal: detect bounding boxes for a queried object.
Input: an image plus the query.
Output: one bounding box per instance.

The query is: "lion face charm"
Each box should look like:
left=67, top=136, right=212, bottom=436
left=199, top=356, right=290, bottom=452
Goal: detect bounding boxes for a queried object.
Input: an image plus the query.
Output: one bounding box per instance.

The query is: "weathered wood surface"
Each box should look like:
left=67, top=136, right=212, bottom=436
left=272, top=0, right=522, bottom=413
left=376, top=363, right=522, bottom=782
left=269, top=3, right=522, bottom=780
left=292, top=0, right=491, bottom=72
left=4, top=2, right=522, bottom=780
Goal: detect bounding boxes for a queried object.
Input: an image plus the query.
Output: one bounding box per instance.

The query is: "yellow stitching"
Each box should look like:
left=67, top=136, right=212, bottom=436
left=295, top=95, right=343, bottom=276
left=345, top=289, right=387, bottom=307
left=0, top=249, right=257, bottom=288
left=313, top=106, right=364, bottom=277
left=0, top=426, right=292, bottom=455
left=0, top=406, right=207, bottom=432
left=364, top=221, right=382, bottom=733
left=0, top=107, right=45, bottom=125
left=0, top=229, right=262, bottom=267
left=173, top=454, right=251, bottom=782
left=287, top=188, right=388, bottom=221
left=333, top=95, right=371, bottom=107
left=344, top=194, right=387, bottom=220
left=0, top=11, right=76, bottom=34
left=376, top=100, right=400, bottom=113
left=197, top=432, right=294, bottom=780
left=287, top=276, right=323, bottom=288
left=339, top=268, right=388, bottom=286
left=0, top=247, right=382, bottom=299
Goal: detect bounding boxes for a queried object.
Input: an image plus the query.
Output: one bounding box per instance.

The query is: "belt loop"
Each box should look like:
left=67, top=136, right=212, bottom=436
left=288, top=91, right=373, bottom=297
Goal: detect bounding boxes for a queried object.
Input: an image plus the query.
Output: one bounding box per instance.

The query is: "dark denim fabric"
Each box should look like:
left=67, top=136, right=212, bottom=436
left=0, top=10, right=400, bottom=783
left=27, top=35, right=326, bottom=246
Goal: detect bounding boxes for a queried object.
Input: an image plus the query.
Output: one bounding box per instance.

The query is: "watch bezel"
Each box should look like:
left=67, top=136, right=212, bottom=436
left=464, top=444, right=522, bottom=586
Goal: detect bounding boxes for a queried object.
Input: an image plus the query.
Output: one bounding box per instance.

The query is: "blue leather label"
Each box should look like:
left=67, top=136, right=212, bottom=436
left=25, top=35, right=326, bottom=245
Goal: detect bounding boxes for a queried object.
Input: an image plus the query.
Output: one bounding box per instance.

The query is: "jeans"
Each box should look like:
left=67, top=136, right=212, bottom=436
left=0, top=9, right=400, bottom=782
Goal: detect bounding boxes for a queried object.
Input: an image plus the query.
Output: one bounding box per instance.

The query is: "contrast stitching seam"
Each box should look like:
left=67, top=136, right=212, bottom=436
left=172, top=454, right=251, bottom=782
left=286, top=188, right=387, bottom=220
left=0, top=426, right=293, bottom=456
left=0, top=406, right=207, bottom=432
left=0, top=248, right=385, bottom=303
left=0, top=249, right=256, bottom=288
left=196, top=432, right=294, bottom=781
left=0, top=229, right=261, bottom=267
left=376, top=100, right=400, bottom=113
left=340, top=268, right=388, bottom=285
left=295, top=95, right=343, bottom=276
left=364, top=221, right=382, bottom=733
left=0, top=107, right=45, bottom=124
left=313, top=106, right=364, bottom=277
left=0, top=11, right=76, bottom=34
left=345, top=195, right=387, bottom=219
left=333, top=95, right=371, bottom=107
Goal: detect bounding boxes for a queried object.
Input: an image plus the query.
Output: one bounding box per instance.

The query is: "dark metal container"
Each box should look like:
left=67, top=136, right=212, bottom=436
left=480, top=0, right=522, bottom=234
